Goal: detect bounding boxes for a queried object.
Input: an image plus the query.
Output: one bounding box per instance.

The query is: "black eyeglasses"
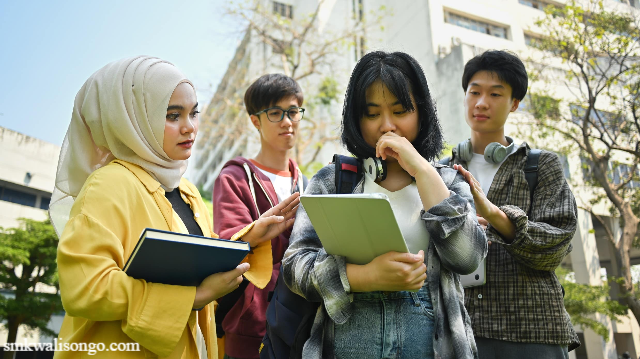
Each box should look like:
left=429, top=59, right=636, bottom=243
left=254, top=106, right=305, bottom=123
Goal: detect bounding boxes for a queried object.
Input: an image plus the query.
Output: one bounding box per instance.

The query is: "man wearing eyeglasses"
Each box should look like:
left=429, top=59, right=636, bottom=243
left=212, top=74, right=308, bottom=359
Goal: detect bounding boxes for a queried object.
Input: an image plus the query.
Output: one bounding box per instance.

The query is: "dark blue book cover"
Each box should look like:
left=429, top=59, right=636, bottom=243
left=124, top=228, right=250, bottom=287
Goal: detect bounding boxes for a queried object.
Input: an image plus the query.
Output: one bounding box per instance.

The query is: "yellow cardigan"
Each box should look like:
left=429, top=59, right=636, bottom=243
left=55, top=160, right=272, bottom=358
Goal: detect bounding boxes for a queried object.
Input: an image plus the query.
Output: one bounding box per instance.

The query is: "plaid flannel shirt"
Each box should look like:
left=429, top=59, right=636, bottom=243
left=448, top=142, right=580, bottom=350
left=281, top=163, right=487, bottom=359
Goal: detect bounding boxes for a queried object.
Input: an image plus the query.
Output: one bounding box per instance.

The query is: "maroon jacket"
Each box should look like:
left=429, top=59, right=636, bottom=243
left=213, top=156, right=305, bottom=359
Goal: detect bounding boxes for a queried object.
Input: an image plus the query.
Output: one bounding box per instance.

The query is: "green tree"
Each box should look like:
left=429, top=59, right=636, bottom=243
left=556, top=267, right=628, bottom=340
left=0, top=219, right=62, bottom=359
left=520, top=0, right=640, bottom=327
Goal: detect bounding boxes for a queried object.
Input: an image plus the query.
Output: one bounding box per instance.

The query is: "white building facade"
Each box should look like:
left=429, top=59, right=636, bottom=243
left=194, top=1, right=640, bottom=358
left=0, top=126, right=64, bottom=351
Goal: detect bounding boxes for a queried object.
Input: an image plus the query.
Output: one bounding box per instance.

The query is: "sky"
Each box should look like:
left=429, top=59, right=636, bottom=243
left=0, top=0, right=245, bottom=146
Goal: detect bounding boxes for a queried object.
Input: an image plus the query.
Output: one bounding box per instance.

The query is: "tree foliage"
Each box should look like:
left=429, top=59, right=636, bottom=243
left=557, top=267, right=628, bottom=341
left=225, top=0, right=388, bottom=174
left=0, top=218, right=62, bottom=356
left=519, top=0, right=640, bottom=329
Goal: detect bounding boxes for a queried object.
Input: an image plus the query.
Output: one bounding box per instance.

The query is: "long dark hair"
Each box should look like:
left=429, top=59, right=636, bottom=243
left=341, top=51, right=443, bottom=162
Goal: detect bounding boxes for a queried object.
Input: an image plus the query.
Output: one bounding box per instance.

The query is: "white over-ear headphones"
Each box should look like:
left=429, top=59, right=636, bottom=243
left=363, top=157, right=387, bottom=182
left=455, top=136, right=515, bottom=164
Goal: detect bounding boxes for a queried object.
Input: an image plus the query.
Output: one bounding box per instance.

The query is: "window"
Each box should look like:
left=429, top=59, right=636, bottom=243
left=354, top=35, right=366, bottom=61
left=570, top=104, right=623, bottom=135
left=271, top=39, right=287, bottom=54
left=352, top=0, right=363, bottom=21
left=524, top=33, right=542, bottom=47
left=581, top=157, right=640, bottom=189
left=558, top=154, right=571, bottom=179
left=518, top=0, right=553, bottom=10
left=0, top=186, right=36, bottom=207
left=0, top=182, right=52, bottom=210
left=519, top=93, right=561, bottom=119
left=40, top=196, right=51, bottom=210
left=612, top=0, right=639, bottom=6
left=444, top=12, right=509, bottom=39
left=273, top=1, right=293, bottom=19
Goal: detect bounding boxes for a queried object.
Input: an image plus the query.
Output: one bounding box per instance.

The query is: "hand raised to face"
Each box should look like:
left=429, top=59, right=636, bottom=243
left=375, top=132, right=428, bottom=178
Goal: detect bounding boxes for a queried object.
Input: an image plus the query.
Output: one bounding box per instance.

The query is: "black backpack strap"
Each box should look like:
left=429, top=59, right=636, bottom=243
left=524, top=149, right=541, bottom=215
left=333, top=155, right=362, bottom=194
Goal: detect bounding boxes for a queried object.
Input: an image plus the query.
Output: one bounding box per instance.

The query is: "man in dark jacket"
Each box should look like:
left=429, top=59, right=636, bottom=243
left=213, top=74, right=306, bottom=359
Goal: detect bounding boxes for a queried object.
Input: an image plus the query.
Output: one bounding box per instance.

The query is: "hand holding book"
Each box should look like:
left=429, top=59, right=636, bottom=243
left=193, top=262, right=250, bottom=309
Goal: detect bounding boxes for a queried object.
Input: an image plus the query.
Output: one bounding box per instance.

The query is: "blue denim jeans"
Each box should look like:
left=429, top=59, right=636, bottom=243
left=334, top=285, right=435, bottom=359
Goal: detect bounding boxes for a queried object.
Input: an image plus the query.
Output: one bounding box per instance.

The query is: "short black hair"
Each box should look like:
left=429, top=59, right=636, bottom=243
left=341, top=51, right=443, bottom=162
left=244, top=74, right=304, bottom=115
left=462, top=50, right=528, bottom=100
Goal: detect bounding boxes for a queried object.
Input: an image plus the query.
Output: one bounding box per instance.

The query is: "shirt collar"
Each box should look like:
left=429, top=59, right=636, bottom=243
left=114, top=160, right=162, bottom=193
left=114, top=160, right=197, bottom=198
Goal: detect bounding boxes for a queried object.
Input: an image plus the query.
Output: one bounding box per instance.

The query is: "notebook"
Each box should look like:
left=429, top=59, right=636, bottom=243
left=124, top=228, right=250, bottom=286
left=300, top=193, right=409, bottom=265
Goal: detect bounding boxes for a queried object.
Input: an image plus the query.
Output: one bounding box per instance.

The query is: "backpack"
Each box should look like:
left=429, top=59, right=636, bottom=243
left=259, top=155, right=362, bottom=359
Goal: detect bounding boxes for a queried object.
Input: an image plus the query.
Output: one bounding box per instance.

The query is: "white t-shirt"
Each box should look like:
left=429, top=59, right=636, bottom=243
left=467, top=144, right=518, bottom=194
left=363, top=175, right=430, bottom=256
left=250, top=159, right=292, bottom=202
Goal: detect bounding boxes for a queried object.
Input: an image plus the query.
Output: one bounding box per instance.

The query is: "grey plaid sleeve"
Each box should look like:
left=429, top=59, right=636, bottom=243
left=281, top=165, right=353, bottom=324
left=422, top=168, right=487, bottom=275
left=489, top=152, right=577, bottom=271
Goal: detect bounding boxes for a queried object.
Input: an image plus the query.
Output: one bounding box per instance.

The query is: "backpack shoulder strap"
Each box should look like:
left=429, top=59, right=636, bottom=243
left=524, top=149, right=542, bottom=214
left=333, top=154, right=362, bottom=194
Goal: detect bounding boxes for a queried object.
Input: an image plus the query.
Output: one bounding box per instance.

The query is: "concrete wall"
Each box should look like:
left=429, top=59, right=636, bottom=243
left=0, top=127, right=59, bottom=194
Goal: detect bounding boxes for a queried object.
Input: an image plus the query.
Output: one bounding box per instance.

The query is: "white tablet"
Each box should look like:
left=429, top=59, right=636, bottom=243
left=300, top=193, right=409, bottom=265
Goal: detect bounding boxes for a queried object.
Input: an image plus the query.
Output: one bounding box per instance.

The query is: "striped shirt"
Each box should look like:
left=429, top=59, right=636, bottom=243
left=446, top=142, right=580, bottom=350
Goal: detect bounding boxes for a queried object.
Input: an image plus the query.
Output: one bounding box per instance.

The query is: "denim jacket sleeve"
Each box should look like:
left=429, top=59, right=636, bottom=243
left=281, top=165, right=353, bottom=324
left=421, top=166, right=488, bottom=275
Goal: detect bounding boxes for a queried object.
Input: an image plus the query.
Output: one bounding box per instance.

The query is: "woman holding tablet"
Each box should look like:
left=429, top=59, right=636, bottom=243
left=51, top=56, right=299, bottom=358
left=281, top=51, right=486, bottom=359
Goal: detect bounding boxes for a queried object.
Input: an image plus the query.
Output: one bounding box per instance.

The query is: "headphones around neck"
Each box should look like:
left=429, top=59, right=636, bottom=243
left=363, top=157, right=387, bottom=182
left=455, top=136, right=515, bottom=164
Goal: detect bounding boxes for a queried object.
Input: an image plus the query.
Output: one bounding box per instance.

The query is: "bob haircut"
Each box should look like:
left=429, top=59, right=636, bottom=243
left=341, top=51, right=443, bottom=162
left=244, top=73, right=304, bottom=116
left=461, top=50, right=528, bottom=101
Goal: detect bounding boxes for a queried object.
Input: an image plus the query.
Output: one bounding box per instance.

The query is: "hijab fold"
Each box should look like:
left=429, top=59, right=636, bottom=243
left=49, top=56, right=193, bottom=236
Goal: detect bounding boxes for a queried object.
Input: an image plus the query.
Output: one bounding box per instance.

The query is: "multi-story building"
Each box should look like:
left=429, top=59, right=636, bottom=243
left=0, top=126, right=63, bottom=354
left=194, top=1, right=640, bottom=358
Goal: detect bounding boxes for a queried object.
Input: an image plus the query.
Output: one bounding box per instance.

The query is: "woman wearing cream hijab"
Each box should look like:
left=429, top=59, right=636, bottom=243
left=50, top=56, right=299, bottom=359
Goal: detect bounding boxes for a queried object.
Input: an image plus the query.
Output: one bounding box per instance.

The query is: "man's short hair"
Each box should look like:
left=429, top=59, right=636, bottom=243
left=461, top=50, right=528, bottom=101
left=244, top=74, right=304, bottom=116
